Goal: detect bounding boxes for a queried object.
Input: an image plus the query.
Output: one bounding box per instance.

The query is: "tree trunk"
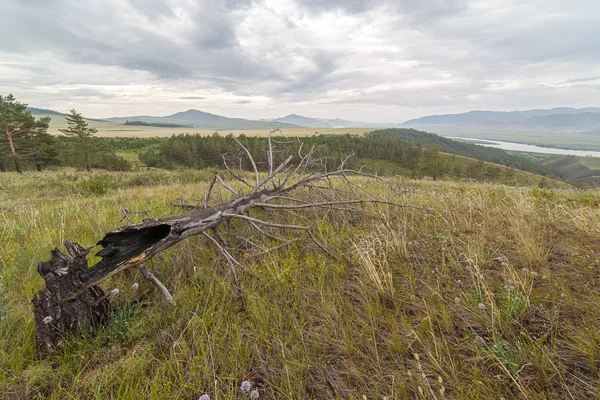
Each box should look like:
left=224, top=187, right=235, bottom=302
left=36, top=163, right=43, bottom=172
left=4, top=126, right=22, bottom=174
left=11, top=153, right=22, bottom=174
left=85, top=151, right=92, bottom=172
left=0, top=163, right=5, bottom=172
left=32, top=242, right=110, bottom=356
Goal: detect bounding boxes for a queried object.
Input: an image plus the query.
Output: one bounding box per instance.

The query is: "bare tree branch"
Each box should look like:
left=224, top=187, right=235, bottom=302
left=136, top=264, right=175, bottom=305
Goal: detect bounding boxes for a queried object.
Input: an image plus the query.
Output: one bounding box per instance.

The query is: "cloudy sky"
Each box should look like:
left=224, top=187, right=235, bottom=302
left=1, top=0, right=599, bottom=122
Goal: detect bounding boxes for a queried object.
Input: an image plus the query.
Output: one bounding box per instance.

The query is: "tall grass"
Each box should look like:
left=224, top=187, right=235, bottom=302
left=1, top=171, right=599, bottom=398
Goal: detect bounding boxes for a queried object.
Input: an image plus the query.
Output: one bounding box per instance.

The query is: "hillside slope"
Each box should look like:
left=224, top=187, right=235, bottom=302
left=1, top=171, right=599, bottom=398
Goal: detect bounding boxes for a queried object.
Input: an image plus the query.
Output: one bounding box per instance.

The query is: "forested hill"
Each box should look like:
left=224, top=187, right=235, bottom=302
left=369, top=128, right=552, bottom=177
left=137, top=132, right=558, bottom=185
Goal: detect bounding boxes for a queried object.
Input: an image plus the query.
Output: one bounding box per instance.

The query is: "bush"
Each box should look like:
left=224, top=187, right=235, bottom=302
left=76, top=174, right=115, bottom=195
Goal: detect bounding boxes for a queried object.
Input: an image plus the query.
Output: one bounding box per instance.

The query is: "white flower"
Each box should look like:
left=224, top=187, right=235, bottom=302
left=250, top=389, right=260, bottom=399
left=42, top=316, right=53, bottom=324
left=199, top=395, right=210, bottom=400
left=131, top=282, right=139, bottom=290
left=110, top=288, right=120, bottom=296
left=478, top=303, right=486, bottom=310
left=240, top=381, right=251, bottom=391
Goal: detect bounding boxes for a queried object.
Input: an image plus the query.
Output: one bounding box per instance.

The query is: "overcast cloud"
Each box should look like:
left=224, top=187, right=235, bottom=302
left=0, top=0, right=598, bottom=121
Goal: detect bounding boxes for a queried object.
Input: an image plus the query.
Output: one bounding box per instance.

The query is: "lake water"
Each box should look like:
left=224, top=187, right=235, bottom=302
left=445, top=137, right=600, bottom=158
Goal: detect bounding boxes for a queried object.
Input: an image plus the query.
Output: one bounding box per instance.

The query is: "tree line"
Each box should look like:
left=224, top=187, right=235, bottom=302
left=0, top=94, right=131, bottom=172
left=369, top=128, right=552, bottom=177
left=137, top=132, right=541, bottom=182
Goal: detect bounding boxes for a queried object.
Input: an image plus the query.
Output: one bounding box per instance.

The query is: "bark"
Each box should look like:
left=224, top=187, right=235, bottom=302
left=32, top=242, right=110, bottom=356
left=3, top=122, right=21, bottom=174
left=85, top=150, right=92, bottom=173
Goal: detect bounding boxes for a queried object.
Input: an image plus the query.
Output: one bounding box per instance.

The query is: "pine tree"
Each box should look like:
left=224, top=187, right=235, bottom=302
left=0, top=94, right=44, bottom=173
left=59, top=109, right=97, bottom=172
left=422, top=147, right=445, bottom=181
left=25, top=116, right=54, bottom=171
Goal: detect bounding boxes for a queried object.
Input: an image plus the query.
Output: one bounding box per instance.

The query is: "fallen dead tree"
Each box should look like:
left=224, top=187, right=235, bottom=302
left=32, top=132, right=425, bottom=355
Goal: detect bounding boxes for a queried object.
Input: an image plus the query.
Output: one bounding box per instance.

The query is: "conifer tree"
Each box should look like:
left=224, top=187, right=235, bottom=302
left=422, top=147, right=445, bottom=181
left=0, top=94, right=42, bottom=173
left=59, top=109, right=97, bottom=172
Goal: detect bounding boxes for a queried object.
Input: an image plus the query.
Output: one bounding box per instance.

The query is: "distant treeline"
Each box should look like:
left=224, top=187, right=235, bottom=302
left=136, top=130, right=555, bottom=181
left=98, top=137, right=167, bottom=151
left=125, top=120, right=192, bottom=128
left=369, top=128, right=553, bottom=177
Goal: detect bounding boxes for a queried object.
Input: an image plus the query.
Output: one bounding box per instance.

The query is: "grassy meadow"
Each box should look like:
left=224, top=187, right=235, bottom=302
left=1, top=170, right=600, bottom=399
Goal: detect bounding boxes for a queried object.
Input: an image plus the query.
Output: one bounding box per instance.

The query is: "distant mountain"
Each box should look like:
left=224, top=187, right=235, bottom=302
left=106, top=109, right=301, bottom=130
left=26, top=107, right=64, bottom=116
left=272, top=114, right=333, bottom=128
left=403, top=107, right=600, bottom=126
left=271, top=114, right=400, bottom=128
left=401, top=107, right=600, bottom=136
left=167, top=109, right=224, bottom=121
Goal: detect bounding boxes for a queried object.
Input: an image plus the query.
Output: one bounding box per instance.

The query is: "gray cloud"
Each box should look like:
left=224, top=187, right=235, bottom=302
left=0, top=0, right=598, bottom=121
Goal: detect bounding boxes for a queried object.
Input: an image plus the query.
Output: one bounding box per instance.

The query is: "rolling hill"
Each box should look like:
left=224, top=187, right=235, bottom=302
left=106, top=109, right=301, bottom=130
left=401, top=107, right=600, bottom=151
left=403, top=107, right=600, bottom=126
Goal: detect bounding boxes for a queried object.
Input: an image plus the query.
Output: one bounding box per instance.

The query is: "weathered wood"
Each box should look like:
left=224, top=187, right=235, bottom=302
left=32, top=242, right=110, bottom=356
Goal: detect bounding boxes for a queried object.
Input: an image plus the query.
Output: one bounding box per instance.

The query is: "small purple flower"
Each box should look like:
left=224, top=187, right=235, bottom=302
left=240, top=381, right=251, bottom=391
left=199, top=394, right=210, bottom=400
left=110, top=288, right=120, bottom=296
left=132, top=282, right=139, bottom=290
left=250, top=389, right=260, bottom=399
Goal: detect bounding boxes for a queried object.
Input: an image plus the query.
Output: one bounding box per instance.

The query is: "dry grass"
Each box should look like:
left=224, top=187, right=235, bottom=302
left=1, top=171, right=600, bottom=399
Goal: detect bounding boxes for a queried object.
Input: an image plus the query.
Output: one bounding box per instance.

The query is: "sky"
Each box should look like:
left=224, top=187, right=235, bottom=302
left=0, top=0, right=599, bottom=122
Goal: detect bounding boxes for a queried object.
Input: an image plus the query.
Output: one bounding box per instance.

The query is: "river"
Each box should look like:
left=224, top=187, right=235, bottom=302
left=445, top=137, right=600, bottom=158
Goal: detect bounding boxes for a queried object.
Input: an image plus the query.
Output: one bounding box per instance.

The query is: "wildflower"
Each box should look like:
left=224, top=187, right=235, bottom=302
left=454, top=297, right=460, bottom=303
left=240, top=381, right=251, bottom=391
left=199, top=395, right=210, bottom=400
left=250, top=389, right=260, bottom=399
left=478, top=303, right=486, bottom=310
left=43, top=316, right=53, bottom=324
left=111, top=288, right=120, bottom=296
left=132, top=282, right=139, bottom=290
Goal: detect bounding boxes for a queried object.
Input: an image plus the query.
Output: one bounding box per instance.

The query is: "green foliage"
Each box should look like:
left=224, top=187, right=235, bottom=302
left=75, top=174, right=115, bottom=195
left=133, top=132, right=561, bottom=186
left=371, top=128, right=555, bottom=178
left=59, top=109, right=99, bottom=172
left=421, top=147, right=445, bottom=180
left=98, top=137, right=167, bottom=151
left=0, top=94, right=53, bottom=172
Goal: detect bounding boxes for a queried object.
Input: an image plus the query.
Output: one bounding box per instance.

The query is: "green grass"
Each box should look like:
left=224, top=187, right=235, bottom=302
left=579, top=156, right=600, bottom=171
left=1, top=171, right=600, bottom=398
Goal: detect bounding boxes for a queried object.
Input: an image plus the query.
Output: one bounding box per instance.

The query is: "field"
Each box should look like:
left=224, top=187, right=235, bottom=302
left=2, top=170, right=600, bottom=399
left=579, top=156, right=600, bottom=171
left=43, top=114, right=374, bottom=138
